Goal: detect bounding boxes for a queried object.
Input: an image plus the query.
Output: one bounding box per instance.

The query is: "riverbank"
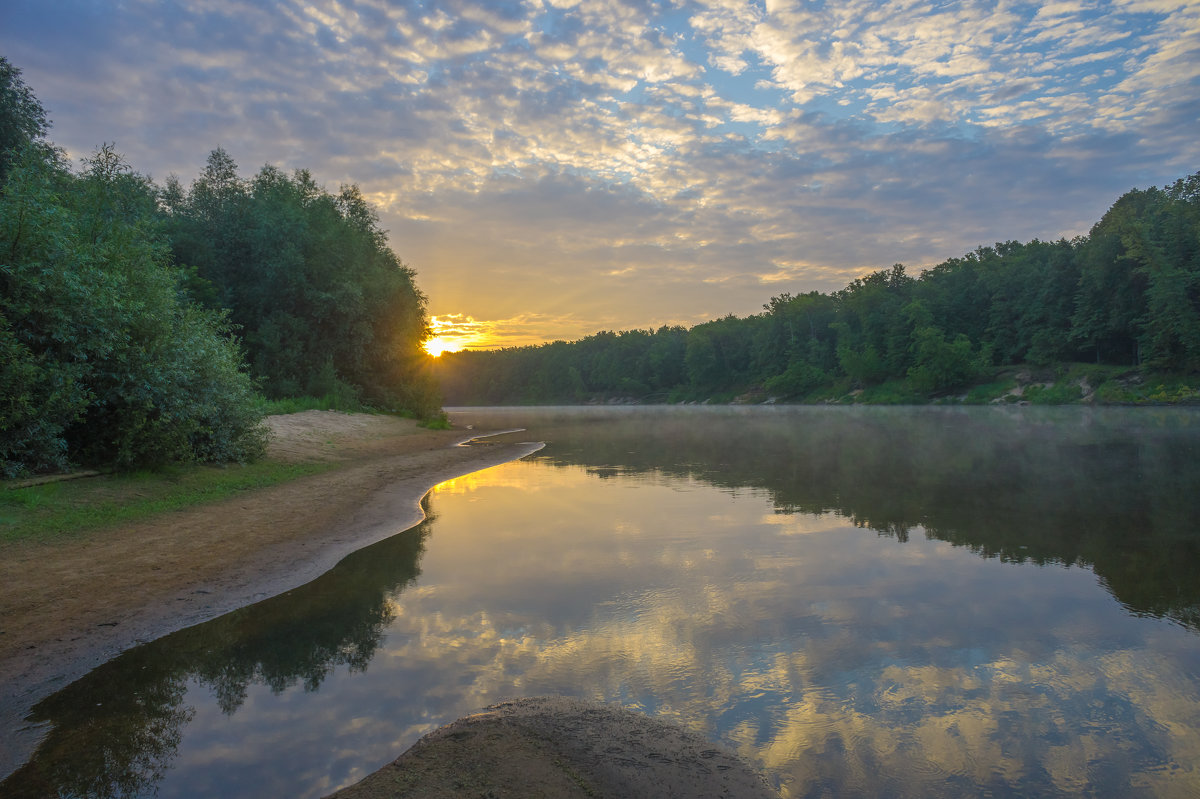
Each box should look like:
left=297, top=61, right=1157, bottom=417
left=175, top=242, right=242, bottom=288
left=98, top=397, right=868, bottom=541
left=0, top=411, right=541, bottom=778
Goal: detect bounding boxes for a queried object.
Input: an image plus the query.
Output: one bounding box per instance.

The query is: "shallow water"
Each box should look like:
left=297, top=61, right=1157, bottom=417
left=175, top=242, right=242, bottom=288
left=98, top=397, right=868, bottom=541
left=5, top=406, right=1200, bottom=798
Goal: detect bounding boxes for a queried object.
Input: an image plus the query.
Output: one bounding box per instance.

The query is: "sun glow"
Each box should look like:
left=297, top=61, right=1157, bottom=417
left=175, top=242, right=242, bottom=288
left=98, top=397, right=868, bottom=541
left=423, top=336, right=456, bottom=357
left=423, top=314, right=492, bottom=356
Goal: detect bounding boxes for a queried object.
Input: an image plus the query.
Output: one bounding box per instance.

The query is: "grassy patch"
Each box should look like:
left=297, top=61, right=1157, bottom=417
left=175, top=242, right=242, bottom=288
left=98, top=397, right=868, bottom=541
left=801, top=377, right=856, bottom=404
left=1018, top=363, right=1200, bottom=405
left=1022, top=380, right=1084, bottom=404
left=1140, top=375, right=1200, bottom=404
left=255, top=394, right=373, bottom=416
left=1, top=460, right=333, bottom=544
left=855, top=380, right=926, bottom=404
left=961, top=376, right=1019, bottom=404
left=418, top=412, right=453, bottom=430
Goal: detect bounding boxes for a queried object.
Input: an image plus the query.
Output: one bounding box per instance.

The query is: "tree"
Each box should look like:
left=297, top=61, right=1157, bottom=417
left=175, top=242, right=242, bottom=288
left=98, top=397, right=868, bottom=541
left=833, top=265, right=915, bottom=385
left=1071, top=190, right=1153, bottom=365
left=1135, top=174, right=1200, bottom=370
left=433, top=171, right=1200, bottom=405
left=162, top=155, right=439, bottom=415
left=0, top=57, right=49, bottom=180
left=0, top=143, right=265, bottom=475
left=904, top=301, right=981, bottom=393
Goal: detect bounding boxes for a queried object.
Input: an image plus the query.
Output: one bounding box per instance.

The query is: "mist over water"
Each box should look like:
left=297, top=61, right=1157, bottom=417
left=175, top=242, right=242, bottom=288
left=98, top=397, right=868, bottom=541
left=5, top=406, right=1200, bottom=798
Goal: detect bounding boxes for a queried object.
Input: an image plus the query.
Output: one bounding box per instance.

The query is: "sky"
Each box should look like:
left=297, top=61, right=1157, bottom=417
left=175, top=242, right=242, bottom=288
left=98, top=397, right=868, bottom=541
left=1, top=0, right=1197, bottom=351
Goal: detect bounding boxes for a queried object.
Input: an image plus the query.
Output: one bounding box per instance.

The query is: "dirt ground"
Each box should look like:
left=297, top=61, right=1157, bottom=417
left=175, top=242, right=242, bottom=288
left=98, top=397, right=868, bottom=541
left=0, top=411, right=540, bottom=777
left=328, top=696, right=779, bottom=799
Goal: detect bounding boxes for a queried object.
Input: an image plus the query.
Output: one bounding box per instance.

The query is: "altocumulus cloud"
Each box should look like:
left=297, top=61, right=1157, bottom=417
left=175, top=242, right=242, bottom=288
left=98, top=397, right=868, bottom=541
left=1, top=0, right=1196, bottom=343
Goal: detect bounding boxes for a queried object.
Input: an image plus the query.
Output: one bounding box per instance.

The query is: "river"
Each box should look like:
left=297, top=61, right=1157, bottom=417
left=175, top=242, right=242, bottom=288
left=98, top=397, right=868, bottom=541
left=5, top=406, right=1200, bottom=797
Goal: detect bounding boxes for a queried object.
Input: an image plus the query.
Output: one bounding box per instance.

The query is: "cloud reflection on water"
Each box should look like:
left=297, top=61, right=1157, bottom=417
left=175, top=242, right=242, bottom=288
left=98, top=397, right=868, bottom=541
left=379, top=457, right=1200, bottom=797
left=5, top=408, right=1200, bottom=798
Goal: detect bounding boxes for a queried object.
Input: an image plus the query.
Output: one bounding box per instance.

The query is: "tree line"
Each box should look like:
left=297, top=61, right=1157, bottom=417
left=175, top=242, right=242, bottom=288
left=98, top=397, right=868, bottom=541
left=436, top=169, right=1200, bottom=405
left=1, top=58, right=438, bottom=477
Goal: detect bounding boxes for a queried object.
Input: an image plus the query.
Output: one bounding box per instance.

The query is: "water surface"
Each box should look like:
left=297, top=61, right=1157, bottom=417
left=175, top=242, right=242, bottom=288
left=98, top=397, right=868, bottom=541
left=5, top=406, right=1200, bottom=797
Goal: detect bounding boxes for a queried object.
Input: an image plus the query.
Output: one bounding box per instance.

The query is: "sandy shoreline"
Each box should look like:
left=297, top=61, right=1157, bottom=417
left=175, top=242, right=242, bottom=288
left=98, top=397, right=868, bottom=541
left=0, top=412, right=541, bottom=778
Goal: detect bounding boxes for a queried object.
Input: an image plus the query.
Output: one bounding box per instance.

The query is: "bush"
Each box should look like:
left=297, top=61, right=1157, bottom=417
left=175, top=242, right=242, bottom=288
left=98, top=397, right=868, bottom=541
left=907, top=327, right=981, bottom=394
left=764, top=361, right=827, bottom=398
left=1022, top=381, right=1083, bottom=404
left=1, top=144, right=265, bottom=475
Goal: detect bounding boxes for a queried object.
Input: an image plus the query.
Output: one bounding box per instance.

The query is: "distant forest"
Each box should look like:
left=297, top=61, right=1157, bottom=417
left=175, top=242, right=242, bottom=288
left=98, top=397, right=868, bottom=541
left=1, top=58, right=437, bottom=477
left=437, top=169, right=1200, bottom=406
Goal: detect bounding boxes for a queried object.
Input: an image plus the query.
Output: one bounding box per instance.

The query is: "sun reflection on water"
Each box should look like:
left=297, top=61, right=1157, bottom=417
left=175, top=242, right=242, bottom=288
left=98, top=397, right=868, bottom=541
left=6, top=408, right=1200, bottom=799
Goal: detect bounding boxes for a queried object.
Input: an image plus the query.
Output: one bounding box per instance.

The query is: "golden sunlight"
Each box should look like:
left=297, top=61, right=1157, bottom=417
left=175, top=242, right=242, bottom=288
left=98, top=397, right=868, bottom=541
left=423, top=336, right=455, bottom=357
left=423, top=314, right=492, bottom=356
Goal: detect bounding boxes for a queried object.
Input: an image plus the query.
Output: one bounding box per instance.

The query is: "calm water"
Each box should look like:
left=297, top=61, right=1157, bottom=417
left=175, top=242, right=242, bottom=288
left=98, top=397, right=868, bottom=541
left=5, top=406, right=1200, bottom=798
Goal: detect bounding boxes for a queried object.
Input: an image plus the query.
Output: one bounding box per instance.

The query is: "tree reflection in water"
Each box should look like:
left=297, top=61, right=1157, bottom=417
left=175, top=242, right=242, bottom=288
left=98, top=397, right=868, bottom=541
left=487, top=406, right=1200, bottom=632
left=5, top=406, right=1200, bottom=798
left=3, top=517, right=428, bottom=799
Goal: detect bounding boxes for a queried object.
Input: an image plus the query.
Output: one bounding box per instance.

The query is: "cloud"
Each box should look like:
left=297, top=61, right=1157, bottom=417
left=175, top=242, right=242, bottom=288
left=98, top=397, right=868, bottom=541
left=0, top=0, right=1195, bottom=343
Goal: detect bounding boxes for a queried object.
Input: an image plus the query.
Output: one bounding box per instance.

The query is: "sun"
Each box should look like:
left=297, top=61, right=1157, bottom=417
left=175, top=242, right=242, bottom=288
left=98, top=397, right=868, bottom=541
left=424, top=314, right=495, bottom=355
left=423, top=336, right=456, bottom=357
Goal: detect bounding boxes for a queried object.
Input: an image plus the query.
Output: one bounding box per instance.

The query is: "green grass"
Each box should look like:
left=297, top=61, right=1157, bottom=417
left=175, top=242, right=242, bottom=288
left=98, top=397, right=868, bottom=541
left=961, top=376, right=1020, bottom=404
left=1, top=460, right=333, bottom=544
left=255, top=394, right=372, bottom=416
left=418, top=412, right=453, bottom=429
left=1022, top=379, right=1084, bottom=405
left=1140, top=375, right=1200, bottom=404
left=1019, top=363, right=1199, bottom=405
left=854, top=380, right=927, bottom=404
left=256, top=393, right=456, bottom=422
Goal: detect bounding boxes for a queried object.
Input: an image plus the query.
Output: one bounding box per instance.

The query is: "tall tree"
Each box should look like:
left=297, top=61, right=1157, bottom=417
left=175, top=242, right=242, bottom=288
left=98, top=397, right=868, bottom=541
left=1071, top=192, right=1149, bottom=364
left=163, top=154, right=438, bottom=414
left=0, top=57, right=49, bottom=180
left=1135, top=175, right=1200, bottom=370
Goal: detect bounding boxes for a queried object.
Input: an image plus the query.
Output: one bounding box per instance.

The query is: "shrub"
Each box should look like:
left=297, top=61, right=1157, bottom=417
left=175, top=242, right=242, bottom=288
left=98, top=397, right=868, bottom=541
left=1, top=144, right=265, bottom=474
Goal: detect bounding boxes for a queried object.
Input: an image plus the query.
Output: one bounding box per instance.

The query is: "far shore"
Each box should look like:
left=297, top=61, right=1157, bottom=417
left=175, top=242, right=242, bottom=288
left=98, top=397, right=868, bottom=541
left=0, top=411, right=541, bottom=779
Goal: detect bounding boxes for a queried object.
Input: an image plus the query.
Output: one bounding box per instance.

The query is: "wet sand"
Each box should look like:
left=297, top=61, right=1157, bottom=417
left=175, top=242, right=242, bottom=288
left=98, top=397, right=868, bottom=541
left=327, top=697, right=779, bottom=799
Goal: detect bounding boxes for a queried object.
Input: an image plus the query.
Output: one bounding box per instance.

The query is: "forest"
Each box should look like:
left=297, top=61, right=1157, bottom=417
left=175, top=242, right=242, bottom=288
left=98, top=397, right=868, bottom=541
left=436, top=169, right=1200, bottom=406
left=0, top=58, right=438, bottom=477
left=4, top=49, right=1199, bottom=476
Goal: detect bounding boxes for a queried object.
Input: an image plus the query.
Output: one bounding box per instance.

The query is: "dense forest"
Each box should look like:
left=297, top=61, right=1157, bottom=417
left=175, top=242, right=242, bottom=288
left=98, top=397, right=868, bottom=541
left=436, top=169, right=1200, bottom=406
left=4, top=51, right=1199, bottom=475
left=0, top=58, right=438, bottom=477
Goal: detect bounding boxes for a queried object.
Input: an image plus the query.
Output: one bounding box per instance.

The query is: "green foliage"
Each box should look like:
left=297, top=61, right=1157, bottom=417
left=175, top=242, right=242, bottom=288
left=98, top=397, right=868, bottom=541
left=1022, top=381, right=1084, bottom=404
left=418, top=412, right=452, bottom=430
left=833, top=264, right=916, bottom=384
left=436, top=169, right=1200, bottom=407
left=961, top=376, right=1019, bottom=404
left=0, top=61, right=440, bottom=480
left=254, top=395, right=368, bottom=415
left=763, top=361, right=827, bottom=398
left=0, top=142, right=266, bottom=476
left=1145, top=383, right=1200, bottom=403
left=0, top=57, right=49, bottom=180
left=162, top=153, right=439, bottom=417
left=906, top=315, right=981, bottom=394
